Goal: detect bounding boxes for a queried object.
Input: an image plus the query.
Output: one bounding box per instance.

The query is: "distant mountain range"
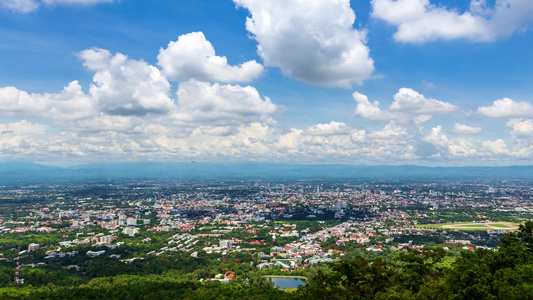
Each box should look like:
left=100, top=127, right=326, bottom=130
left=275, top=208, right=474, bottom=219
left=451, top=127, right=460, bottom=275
left=0, top=162, right=533, bottom=182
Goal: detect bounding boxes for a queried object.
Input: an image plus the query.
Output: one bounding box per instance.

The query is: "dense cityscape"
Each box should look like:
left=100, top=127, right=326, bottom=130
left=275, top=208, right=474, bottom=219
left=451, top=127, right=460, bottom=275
left=0, top=178, right=531, bottom=296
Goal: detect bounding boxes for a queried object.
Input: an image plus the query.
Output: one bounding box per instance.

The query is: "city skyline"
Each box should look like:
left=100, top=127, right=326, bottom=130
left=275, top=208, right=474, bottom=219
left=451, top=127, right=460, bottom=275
left=1, top=0, right=533, bottom=166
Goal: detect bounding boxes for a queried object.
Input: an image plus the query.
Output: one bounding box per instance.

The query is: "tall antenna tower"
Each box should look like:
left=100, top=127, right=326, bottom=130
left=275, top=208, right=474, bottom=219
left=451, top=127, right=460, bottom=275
left=14, top=246, right=24, bottom=285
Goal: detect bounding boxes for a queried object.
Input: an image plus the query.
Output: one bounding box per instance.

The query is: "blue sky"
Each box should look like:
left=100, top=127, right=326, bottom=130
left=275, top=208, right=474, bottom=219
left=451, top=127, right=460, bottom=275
left=1, top=0, right=533, bottom=166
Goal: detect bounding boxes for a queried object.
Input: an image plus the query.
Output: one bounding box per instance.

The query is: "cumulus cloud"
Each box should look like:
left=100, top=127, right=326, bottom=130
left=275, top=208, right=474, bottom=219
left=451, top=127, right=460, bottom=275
left=173, top=121, right=417, bottom=162
left=0, top=120, right=46, bottom=135
left=157, top=32, right=263, bottom=83
left=0, top=44, right=281, bottom=139
left=451, top=123, right=483, bottom=134
left=56, top=118, right=412, bottom=163
left=507, top=119, right=533, bottom=137
left=477, top=98, right=533, bottom=118
left=0, top=42, right=417, bottom=163
left=234, top=0, right=374, bottom=87
left=306, top=121, right=350, bottom=136
left=414, top=114, right=432, bottom=125
left=371, top=0, right=533, bottom=43
left=367, top=121, right=408, bottom=139
left=79, top=48, right=175, bottom=116
left=390, top=88, right=459, bottom=114
left=353, top=88, right=457, bottom=122
left=172, top=80, right=279, bottom=125
left=424, top=125, right=509, bottom=158
left=0, top=115, right=519, bottom=164
left=0, top=81, right=95, bottom=120
left=74, top=115, right=143, bottom=133
left=423, top=125, right=449, bottom=147
left=2, top=38, right=532, bottom=164
left=482, top=139, right=509, bottom=154
left=353, top=91, right=401, bottom=121
left=0, top=120, right=47, bottom=158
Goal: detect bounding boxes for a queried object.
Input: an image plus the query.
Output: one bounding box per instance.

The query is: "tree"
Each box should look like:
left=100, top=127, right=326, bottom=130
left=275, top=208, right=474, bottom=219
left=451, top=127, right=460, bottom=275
left=517, top=221, right=533, bottom=254
left=295, top=257, right=394, bottom=299
left=394, top=248, right=446, bottom=293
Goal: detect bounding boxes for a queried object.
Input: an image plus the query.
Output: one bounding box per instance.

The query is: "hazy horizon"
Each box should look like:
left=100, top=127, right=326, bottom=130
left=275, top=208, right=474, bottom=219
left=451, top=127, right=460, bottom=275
left=3, top=161, right=533, bottom=182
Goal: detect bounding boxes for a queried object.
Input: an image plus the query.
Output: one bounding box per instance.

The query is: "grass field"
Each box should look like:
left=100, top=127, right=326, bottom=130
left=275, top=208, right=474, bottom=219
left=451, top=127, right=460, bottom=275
left=414, top=222, right=520, bottom=231
left=460, top=224, right=490, bottom=228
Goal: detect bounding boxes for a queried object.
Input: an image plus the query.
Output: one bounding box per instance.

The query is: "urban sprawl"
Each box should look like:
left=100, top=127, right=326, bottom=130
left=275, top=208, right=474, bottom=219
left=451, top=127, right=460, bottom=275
left=0, top=179, right=531, bottom=286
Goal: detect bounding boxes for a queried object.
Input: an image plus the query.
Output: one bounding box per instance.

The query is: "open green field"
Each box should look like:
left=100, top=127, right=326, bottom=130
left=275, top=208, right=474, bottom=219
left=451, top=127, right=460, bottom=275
left=414, top=222, right=520, bottom=231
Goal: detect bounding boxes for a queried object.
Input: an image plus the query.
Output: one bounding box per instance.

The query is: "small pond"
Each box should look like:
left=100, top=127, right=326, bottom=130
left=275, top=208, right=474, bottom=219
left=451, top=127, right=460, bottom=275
left=269, top=277, right=306, bottom=289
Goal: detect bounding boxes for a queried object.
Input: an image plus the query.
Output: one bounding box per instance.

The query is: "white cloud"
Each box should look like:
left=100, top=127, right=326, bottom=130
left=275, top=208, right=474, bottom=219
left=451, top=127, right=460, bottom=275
left=1, top=0, right=113, bottom=12
left=482, top=139, right=509, bottom=154
left=0, top=120, right=47, bottom=157
left=367, top=121, right=408, bottom=139
left=152, top=120, right=420, bottom=163
left=477, top=98, right=533, bottom=118
left=172, top=80, right=279, bottom=125
left=0, top=81, right=96, bottom=120
left=74, top=114, right=142, bottom=133
left=390, top=88, right=459, bottom=114
left=0, top=49, right=178, bottom=136
left=79, top=48, right=175, bottom=116
left=0, top=120, right=46, bottom=135
left=371, top=0, right=533, bottom=43
left=424, top=125, right=509, bottom=158
left=447, top=139, right=481, bottom=157
left=0, top=45, right=280, bottom=137
left=306, top=121, right=350, bottom=136
left=451, top=123, right=483, bottom=134
left=3, top=38, right=533, bottom=164
left=506, top=119, right=533, bottom=137
left=157, top=32, right=264, bottom=83
left=414, top=114, right=432, bottom=125
left=353, top=88, right=457, bottom=123
left=423, top=125, right=449, bottom=147
left=353, top=91, right=401, bottom=121
left=0, top=0, right=39, bottom=12
left=234, top=0, right=374, bottom=87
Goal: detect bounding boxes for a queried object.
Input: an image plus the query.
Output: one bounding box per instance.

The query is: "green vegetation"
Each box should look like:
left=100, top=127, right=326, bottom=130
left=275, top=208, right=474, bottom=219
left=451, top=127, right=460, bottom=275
left=490, top=224, right=512, bottom=228
left=0, top=276, right=287, bottom=299
left=295, top=221, right=533, bottom=299
left=460, top=224, right=492, bottom=228
left=3, top=221, right=533, bottom=299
